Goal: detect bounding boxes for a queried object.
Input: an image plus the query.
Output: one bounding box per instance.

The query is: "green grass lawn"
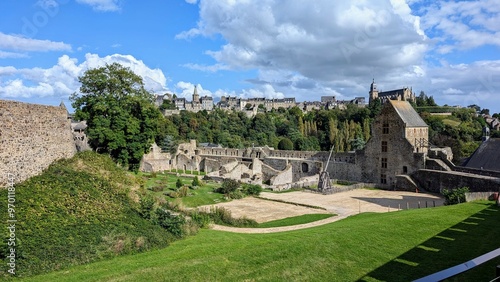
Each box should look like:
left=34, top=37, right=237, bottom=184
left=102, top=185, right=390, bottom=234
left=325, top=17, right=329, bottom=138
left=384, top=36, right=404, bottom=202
left=140, top=172, right=226, bottom=207
left=20, top=201, right=500, bottom=282
left=256, top=213, right=334, bottom=228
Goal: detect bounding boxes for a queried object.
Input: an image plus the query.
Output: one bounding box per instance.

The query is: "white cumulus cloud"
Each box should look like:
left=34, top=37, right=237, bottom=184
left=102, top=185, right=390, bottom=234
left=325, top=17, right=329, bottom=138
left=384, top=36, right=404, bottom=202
left=176, top=81, right=212, bottom=98
left=0, top=32, right=71, bottom=52
left=418, top=0, right=500, bottom=52
left=0, top=53, right=169, bottom=100
left=177, top=0, right=428, bottom=103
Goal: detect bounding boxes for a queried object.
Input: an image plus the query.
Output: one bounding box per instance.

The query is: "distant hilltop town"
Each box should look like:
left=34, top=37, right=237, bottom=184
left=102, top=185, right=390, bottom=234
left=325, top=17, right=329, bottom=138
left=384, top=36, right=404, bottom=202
left=154, top=80, right=416, bottom=116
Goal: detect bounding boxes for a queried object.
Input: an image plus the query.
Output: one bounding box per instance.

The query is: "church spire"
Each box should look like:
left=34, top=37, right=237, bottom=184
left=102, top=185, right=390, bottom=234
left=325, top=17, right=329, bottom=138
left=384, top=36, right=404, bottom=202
left=192, top=85, right=200, bottom=103
left=369, top=79, right=378, bottom=104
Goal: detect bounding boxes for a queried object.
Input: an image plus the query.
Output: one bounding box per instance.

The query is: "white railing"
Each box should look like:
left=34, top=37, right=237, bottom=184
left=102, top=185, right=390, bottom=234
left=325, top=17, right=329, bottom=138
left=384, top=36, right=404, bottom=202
left=414, top=247, right=500, bottom=282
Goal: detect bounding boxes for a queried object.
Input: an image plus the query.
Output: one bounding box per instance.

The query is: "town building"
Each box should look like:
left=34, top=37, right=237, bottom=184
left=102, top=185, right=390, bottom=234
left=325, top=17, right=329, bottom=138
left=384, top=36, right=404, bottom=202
left=369, top=79, right=415, bottom=104
left=156, top=80, right=417, bottom=116
left=158, top=86, right=214, bottom=115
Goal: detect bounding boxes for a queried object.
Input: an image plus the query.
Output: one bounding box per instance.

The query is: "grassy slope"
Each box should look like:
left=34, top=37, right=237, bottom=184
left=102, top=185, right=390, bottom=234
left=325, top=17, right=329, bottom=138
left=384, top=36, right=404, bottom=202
left=0, top=152, right=172, bottom=278
left=141, top=172, right=226, bottom=207
left=22, top=201, right=500, bottom=282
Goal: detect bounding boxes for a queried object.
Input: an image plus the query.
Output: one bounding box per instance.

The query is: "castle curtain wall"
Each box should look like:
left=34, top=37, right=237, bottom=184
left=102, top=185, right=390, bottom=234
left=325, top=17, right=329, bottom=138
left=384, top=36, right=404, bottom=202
left=0, top=100, right=76, bottom=186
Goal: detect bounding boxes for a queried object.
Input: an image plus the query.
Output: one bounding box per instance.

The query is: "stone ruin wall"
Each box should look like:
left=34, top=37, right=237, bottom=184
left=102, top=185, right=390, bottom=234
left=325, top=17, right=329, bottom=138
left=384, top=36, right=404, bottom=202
left=413, top=169, right=500, bottom=193
left=0, top=100, right=77, bottom=187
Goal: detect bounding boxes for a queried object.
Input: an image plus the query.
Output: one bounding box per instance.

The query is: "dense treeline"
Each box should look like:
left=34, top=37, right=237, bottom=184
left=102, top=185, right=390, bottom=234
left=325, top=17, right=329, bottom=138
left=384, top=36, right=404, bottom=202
left=157, top=103, right=380, bottom=152
left=422, top=107, right=486, bottom=162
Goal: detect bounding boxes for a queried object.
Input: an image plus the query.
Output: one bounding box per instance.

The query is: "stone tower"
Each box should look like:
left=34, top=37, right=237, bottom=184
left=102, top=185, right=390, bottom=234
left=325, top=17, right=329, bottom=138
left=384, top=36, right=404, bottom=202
left=193, top=85, right=200, bottom=103
left=369, top=79, right=378, bottom=104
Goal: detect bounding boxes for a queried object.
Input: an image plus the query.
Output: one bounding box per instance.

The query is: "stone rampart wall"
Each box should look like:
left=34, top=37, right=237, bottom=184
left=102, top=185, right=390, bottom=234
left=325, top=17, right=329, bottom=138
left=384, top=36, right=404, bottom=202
left=198, top=147, right=247, bottom=158
left=465, top=192, right=499, bottom=202
left=327, top=161, right=362, bottom=183
left=413, top=169, right=500, bottom=193
left=0, top=100, right=76, bottom=186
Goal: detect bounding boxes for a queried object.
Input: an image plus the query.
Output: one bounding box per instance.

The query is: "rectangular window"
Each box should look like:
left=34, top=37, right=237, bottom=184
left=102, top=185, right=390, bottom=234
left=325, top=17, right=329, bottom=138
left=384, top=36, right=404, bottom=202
left=382, top=123, right=389, bottom=134
left=403, top=166, right=408, bottom=173
left=381, top=158, right=388, bottom=169
left=381, top=141, right=388, bottom=152
left=380, top=174, right=387, bottom=184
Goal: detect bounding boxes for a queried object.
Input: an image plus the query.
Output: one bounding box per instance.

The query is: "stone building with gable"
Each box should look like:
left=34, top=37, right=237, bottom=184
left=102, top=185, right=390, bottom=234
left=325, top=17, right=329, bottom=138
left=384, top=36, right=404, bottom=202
left=358, top=100, right=428, bottom=186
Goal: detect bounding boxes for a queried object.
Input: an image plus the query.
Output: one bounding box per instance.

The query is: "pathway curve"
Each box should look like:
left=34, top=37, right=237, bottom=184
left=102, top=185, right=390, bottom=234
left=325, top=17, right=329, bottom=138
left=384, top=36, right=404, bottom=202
left=210, top=213, right=353, bottom=234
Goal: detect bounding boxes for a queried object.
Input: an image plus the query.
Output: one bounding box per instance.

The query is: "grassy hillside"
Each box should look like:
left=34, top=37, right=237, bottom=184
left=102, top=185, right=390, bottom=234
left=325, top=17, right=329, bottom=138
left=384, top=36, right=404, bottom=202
left=0, top=152, right=174, bottom=278
left=21, top=201, right=500, bottom=281
left=140, top=172, right=226, bottom=207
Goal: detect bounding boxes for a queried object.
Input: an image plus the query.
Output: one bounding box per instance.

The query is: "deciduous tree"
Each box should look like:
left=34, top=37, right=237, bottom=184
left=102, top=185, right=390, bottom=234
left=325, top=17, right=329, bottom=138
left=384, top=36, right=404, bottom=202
left=71, top=63, right=162, bottom=171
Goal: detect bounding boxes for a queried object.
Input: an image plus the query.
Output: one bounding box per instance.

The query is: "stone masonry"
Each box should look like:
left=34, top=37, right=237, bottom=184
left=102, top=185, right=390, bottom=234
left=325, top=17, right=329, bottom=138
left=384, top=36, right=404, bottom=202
left=0, top=100, right=77, bottom=187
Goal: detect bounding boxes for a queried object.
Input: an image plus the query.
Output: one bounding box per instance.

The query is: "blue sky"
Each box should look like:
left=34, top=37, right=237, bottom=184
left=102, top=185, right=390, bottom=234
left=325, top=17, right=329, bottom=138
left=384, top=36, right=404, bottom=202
left=1, top=0, right=500, bottom=113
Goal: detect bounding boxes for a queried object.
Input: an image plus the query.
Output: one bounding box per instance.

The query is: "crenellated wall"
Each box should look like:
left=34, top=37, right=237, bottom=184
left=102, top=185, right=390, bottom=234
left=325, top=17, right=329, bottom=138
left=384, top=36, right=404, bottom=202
left=0, top=100, right=76, bottom=186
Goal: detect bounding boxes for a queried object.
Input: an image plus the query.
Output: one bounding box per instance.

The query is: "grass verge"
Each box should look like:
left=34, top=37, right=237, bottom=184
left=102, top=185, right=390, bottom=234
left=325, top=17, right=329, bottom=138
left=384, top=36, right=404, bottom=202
left=256, top=214, right=334, bottom=228
left=256, top=196, right=327, bottom=210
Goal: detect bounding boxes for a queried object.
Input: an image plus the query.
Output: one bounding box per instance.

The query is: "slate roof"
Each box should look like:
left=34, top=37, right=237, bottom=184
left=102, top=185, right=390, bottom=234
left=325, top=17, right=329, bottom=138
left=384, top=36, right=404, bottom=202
left=462, top=138, right=500, bottom=171
left=379, top=88, right=407, bottom=97
left=389, top=100, right=427, bottom=127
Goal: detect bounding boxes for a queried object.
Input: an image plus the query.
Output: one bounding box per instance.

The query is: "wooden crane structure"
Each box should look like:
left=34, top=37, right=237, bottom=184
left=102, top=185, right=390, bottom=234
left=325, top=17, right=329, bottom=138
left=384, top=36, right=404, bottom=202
left=318, top=145, right=334, bottom=194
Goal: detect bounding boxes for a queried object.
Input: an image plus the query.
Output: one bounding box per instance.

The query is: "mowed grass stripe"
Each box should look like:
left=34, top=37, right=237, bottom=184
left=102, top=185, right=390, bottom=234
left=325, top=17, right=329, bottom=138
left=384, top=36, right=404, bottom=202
left=21, top=201, right=500, bottom=282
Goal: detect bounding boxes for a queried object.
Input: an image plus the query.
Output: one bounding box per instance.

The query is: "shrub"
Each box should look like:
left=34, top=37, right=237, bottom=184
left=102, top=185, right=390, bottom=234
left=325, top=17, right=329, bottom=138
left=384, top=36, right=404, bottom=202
left=164, top=199, right=184, bottom=212
left=153, top=207, right=186, bottom=237
left=192, top=176, right=201, bottom=187
left=209, top=206, right=234, bottom=225
left=176, top=178, right=183, bottom=188
left=167, top=191, right=179, bottom=198
left=99, top=232, right=133, bottom=256
left=207, top=206, right=257, bottom=227
left=442, top=187, right=469, bottom=205
left=232, top=216, right=258, bottom=227
left=189, top=210, right=211, bottom=228
left=278, top=137, right=294, bottom=150
left=178, top=186, right=189, bottom=197
left=139, top=195, right=155, bottom=220
left=229, top=190, right=245, bottom=199
left=242, top=184, right=263, bottom=196
left=217, top=179, right=240, bottom=195
left=182, top=220, right=200, bottom=236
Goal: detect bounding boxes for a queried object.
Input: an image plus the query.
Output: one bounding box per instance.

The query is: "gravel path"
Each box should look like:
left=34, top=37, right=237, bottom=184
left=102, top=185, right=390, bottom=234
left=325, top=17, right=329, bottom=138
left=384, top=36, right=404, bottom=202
left=205, top=189, right=444, bottom=234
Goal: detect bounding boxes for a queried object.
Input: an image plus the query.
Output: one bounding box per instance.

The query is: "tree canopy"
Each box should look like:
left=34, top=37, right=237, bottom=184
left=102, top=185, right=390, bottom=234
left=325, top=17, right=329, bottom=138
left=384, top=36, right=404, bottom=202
left=163, top=105, right=374, bottom=152
left=71, top=63, right=162, bottom=170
